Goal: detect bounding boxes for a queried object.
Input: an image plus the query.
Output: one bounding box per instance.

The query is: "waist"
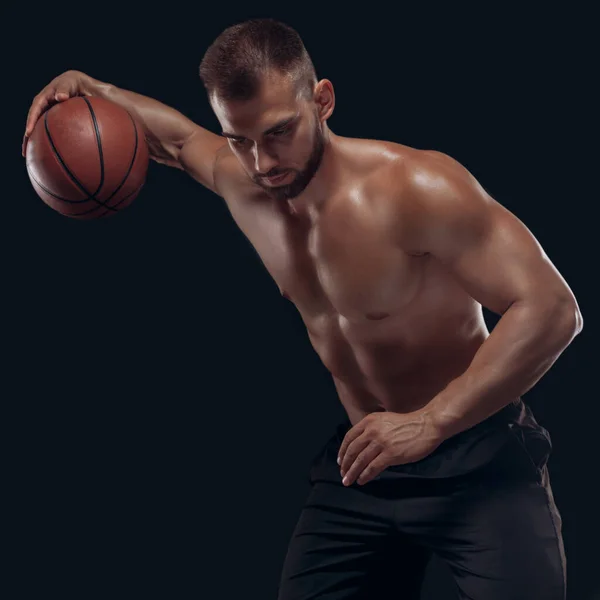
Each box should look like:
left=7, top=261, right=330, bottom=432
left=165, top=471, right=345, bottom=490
left=335, top=396, right=524, bottom=445
left=309, top=397, right=545, bottom=482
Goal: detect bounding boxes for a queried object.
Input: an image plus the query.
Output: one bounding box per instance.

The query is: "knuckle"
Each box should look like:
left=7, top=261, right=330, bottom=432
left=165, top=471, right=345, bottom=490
left=371, top=430, right=384, bottom=443
left=372, top=440, right=384, bottom=451
left=356, top=452, right=368, bottom=466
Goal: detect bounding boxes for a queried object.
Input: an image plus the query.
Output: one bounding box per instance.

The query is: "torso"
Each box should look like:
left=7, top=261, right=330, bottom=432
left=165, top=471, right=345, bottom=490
left=213, top=137, right=491, bottom=425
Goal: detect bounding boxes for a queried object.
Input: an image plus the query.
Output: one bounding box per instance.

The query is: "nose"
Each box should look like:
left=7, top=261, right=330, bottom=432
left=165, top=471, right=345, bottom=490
left=252, top=143, right=279, bottom=176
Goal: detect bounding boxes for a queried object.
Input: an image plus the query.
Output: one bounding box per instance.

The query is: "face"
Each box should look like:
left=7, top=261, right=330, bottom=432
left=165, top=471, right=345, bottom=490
left=211, top=71, right=332, bottom=201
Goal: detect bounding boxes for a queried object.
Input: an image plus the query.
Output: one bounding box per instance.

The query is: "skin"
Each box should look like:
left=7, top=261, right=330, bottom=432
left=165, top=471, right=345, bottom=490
left=23, top=69, right=583, bottom=487
left=201, top=71, right=581, bottom=485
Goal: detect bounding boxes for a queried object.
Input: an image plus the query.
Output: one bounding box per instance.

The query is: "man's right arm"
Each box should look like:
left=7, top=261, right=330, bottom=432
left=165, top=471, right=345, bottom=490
left=23, top=70, right=229, bottom=196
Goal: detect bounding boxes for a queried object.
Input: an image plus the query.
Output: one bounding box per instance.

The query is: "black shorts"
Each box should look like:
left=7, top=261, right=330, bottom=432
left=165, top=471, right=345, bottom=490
left=278, top=399, right=565, bottom=600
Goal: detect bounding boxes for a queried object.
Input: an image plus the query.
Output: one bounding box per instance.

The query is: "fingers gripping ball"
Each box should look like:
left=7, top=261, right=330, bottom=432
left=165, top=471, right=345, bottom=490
left=25, top=96, right=149, bottom=219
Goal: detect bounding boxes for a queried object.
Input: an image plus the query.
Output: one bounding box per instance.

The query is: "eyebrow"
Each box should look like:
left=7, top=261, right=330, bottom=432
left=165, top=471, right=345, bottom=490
left=220, top=114, right=298, bottom=140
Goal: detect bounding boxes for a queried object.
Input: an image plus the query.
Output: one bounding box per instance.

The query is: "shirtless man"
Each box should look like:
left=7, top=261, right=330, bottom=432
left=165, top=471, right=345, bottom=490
left=23, top=18, right=582, bottom=600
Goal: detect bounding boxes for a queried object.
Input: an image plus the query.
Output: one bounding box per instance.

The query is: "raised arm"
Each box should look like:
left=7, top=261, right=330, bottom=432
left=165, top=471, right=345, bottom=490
left=22, top=70, right=228, bottom=196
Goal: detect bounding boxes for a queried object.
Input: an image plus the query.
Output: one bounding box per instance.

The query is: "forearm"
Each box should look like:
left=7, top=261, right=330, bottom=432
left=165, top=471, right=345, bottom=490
left=86, top=74, right=197, bottom=166
left=423, top=298, right=582, bottom=440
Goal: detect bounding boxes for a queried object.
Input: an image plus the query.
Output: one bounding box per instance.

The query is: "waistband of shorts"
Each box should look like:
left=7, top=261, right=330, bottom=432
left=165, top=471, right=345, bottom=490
left=332, top=396, right=526, bottom=445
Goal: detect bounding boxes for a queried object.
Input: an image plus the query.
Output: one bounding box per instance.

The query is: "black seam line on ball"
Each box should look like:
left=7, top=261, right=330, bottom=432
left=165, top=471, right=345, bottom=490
left=94, top=111, right=140, bottom=218
left=63, top=105, right=140, bottom=217
left=28, top=162, right=144, bottom=217
left=43, top=110, right=110, bottom=209
left=97, top=184, right=144, bottom=219
left=82, top=96, right=105, bottom=197
left=26, top=166, right=93, bottom=204
left=42, top=103, right=140, bottom=214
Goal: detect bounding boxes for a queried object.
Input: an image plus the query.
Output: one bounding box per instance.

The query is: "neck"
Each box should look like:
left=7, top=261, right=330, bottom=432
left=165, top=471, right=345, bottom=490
left=287, top=128, right=341, bottom=219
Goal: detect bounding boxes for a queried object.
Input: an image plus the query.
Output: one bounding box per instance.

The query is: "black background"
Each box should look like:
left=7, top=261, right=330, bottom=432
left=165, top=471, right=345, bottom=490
left=4, top=3, right=597, bottom=599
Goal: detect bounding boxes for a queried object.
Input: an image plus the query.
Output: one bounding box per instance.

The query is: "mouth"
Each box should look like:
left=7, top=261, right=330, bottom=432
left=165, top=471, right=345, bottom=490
left=262, top=171, right=291, bottom=186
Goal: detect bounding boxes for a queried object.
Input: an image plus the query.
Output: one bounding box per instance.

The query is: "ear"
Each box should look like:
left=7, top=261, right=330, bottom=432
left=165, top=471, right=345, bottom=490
left=314, top=79, right=335, bottom=121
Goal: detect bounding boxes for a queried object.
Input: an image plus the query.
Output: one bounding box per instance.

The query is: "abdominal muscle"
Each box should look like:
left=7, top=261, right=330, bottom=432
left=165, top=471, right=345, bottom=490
left=303, top=295, right=491, bottom=427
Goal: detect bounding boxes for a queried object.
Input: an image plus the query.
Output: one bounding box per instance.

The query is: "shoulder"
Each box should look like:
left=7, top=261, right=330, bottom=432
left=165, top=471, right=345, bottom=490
left=375, top=147, right=497, bottom=253
left=378, top=145, right=488, bottom=208
left=212, top=145, right=266, bottom=203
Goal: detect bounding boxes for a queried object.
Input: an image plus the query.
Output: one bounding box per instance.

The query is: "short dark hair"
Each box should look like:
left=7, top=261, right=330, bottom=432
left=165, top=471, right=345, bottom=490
left=199, top=18, right=318, bottom=103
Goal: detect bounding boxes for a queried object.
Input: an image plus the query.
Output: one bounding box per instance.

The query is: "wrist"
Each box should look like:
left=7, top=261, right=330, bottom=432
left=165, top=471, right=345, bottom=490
left=89, top=78, right=113, bottom=100
left=417, top=397, right=461, bottom=443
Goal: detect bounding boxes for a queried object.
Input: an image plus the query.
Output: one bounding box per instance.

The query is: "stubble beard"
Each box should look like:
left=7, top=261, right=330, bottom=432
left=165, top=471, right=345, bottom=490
left=261, top=125, right=326, bottom=202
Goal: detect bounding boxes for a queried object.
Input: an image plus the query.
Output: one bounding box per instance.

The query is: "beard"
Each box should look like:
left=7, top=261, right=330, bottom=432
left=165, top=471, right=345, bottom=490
left=257, top=123, right=326, bottom=202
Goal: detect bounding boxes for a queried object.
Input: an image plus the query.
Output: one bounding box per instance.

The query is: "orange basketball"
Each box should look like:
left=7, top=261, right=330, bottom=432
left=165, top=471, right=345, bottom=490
left=25, top=96, right=149, bottom=219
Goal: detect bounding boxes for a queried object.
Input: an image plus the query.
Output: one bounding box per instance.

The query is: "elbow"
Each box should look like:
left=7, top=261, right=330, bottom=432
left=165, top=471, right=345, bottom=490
left=552, top=295, right=584, bottom=340
left=572, top=306, right=584, bottom=336
left=561, top=290, right=584, bottom=336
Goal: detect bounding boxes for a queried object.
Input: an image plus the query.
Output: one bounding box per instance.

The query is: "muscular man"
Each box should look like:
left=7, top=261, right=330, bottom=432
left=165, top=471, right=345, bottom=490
left=23, top=18, right=582, bottom=600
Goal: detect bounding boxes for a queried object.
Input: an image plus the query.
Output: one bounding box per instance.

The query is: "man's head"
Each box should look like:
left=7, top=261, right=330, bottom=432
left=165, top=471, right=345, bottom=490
left=199, top=18, right=334, bottom=201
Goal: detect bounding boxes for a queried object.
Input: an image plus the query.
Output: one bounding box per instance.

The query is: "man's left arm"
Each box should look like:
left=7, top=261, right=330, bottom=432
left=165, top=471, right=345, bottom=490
left=393, top=151, right=584, bottom=441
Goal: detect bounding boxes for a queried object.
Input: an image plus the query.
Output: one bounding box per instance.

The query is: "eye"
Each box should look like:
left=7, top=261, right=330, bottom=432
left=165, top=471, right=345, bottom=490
left=231, top=138, right=248, bottom=147
left=271, top=127, right=290, bottom=137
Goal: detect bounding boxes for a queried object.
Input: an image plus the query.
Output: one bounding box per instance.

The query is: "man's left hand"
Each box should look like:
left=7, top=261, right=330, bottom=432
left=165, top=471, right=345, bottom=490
left=337, top=410, right=445, bottom=486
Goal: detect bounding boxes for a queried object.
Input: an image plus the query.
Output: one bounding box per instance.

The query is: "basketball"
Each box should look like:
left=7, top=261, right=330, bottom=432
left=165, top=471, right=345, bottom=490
left=25, top=96, right=149, bottom=219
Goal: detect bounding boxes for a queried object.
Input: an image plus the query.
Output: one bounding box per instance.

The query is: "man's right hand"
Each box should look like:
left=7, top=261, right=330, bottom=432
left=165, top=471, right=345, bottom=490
left=21, top=68, right=225, bottom=196
left=22, top=70, right=94, bottom=157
